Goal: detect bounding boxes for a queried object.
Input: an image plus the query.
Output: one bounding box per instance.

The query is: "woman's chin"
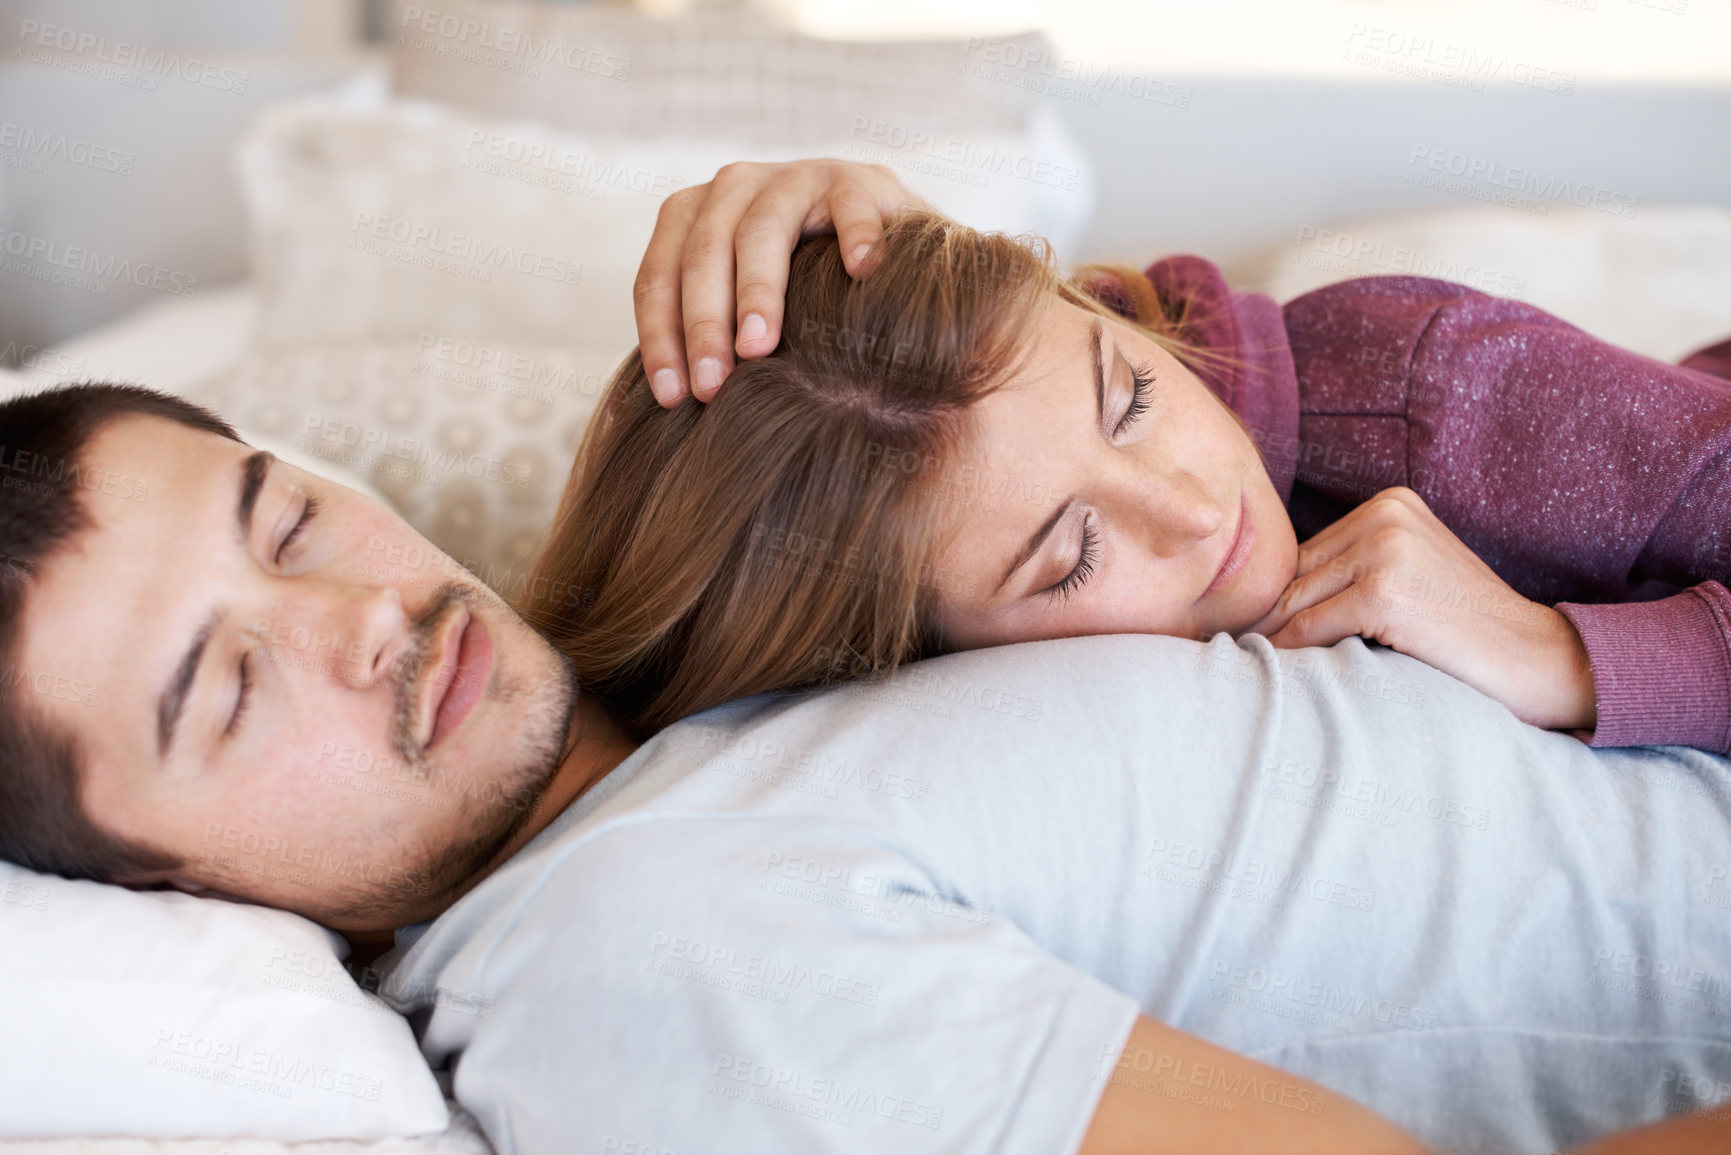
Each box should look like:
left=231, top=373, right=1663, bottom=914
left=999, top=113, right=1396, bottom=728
left=1220, top=566, right=1291, bottom=641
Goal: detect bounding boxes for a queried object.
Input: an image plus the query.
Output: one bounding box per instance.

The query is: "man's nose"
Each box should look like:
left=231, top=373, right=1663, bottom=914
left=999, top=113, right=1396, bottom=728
left=262, top=582, right=410, bottom=691
left=1104, top=467, right=1226, bottom=560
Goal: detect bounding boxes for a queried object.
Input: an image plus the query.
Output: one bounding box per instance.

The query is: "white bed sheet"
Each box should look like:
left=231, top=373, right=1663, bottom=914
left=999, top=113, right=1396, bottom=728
left=7, top=283, right=258, bottom=400
left=0, top=1106, right=490, bottom=1155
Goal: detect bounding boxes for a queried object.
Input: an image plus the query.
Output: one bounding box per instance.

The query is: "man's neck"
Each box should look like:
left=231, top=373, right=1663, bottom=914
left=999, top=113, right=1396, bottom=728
left=345, top=693, right=640, bottom=951
left=479, top=692, right=642, bottom=878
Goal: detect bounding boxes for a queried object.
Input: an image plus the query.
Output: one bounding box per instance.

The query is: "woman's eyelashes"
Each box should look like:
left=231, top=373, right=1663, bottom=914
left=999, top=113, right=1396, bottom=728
left=1037, top=346, right=1157, bottom=603
left=1046, top=514, right=1101, bottom=601
left=1039, top=355, right=1154, bottom=603
left=1111, top=360, right=1157, bottom=438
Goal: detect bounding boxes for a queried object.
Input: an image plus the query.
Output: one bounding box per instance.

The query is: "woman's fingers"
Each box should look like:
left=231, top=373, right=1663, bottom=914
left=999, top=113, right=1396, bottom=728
left=1263, top=581, right=1379, bottom=650
left=633, top=159, right=928, bottom=408
left=1287, top=488, right=1424, bottom=581
left=1251, top=493, right=1436, bottom=639
left=729, top=162, right=923, bottom=365
left=680, top=163, right=775, bottom=402
left=633, top=185, right=709, bottom=406
left=1251, top=549, right=1387, bottom=640
left=828, top=166, right=912, bottom=276
left=730, top=166, right=830, bottom=361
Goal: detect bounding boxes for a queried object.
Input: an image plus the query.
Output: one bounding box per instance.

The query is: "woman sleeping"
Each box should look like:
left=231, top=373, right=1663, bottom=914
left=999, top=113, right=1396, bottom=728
left=519, top=196, right=1731, bottom=747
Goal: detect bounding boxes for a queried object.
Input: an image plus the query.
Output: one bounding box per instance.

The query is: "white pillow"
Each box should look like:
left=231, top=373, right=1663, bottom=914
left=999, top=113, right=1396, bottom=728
left=0, top=860, right=448, bottom=1140
left=234, top=92, right=1093, bottom=353
left=1222, top=203, right=1731, bottom=363
left=0, top=367, right=30, bottom=396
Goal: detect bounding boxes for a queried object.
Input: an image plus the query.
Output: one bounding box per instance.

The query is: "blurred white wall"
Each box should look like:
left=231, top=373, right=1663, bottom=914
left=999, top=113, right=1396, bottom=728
left=779, top=0, right=1731, bottom=263
left=0, top=0, right=372, bottom=363
left=784, top=0, right=1731, bottom=84
left=1, top=0, right=1727, bottom=363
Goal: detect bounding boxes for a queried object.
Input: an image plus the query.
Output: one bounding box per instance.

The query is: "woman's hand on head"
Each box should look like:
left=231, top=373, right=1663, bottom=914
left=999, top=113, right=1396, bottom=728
left=633, top=159, right=931, bottom=408
left=1246, top=487, right=1599, bottom=734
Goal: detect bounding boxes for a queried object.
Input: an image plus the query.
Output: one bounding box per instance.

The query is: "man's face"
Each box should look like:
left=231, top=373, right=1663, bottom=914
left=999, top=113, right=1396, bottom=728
left=17, top=414, right=578, bottom=931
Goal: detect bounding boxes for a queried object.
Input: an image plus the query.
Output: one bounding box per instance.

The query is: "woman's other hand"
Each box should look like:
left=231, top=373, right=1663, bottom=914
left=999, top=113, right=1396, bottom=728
left=633, top=159, right=930, bottom=408
left=1246, top=487, right=1598, bottom=734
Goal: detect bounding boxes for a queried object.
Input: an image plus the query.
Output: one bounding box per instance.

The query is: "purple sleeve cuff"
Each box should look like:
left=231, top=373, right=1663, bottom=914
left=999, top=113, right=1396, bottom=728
left=1556, top=584, right=1731, bottom=754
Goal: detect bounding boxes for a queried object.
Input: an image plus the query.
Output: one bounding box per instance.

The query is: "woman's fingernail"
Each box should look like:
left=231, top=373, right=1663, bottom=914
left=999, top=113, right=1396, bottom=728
left=739, top=313, right=768, bottom=345
left=694, top=357, right=724, bottom=398
left=651, top=368, right=682, bottom=405
left=850, top=243, right=872, bottom=267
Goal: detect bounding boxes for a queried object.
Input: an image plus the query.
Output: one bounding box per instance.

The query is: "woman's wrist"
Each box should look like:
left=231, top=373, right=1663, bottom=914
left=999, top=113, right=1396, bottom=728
left=1536, top=606, right=1598, bottom=732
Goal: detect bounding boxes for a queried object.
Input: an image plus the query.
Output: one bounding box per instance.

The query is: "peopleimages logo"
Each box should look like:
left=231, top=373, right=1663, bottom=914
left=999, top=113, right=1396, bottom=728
left=147, top=1029, right=383, bottom=1100
left=15, top=20, right=248, bottom=92
left=0, top=121, right=135, bottom=174
left=397, top=5, right=630, bottom=79
left=959, top=37, right=1192, bottom=108
left=0, top=228, right=200, bottom=296
left=302, top=416, right=532, bottom=489
left=348, top=212, right=584, bottom=285
left=1343, top=24, right=1576, bottom=95
left=1405, top=145, right=1640, bottom=219
left=710, top=1053, right=944, bottom=1130
left=847, top=118, right=1082, bottom=191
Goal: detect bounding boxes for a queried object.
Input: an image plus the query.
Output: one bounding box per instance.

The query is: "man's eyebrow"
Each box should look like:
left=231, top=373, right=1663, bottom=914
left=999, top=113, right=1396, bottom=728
left=994, top=497, right=1074, bottom=596
left=158, top=608, right=219, bottom=759
left=156, top=450, right=272, bottom=759
left=236, top=450, right=272, bottom=543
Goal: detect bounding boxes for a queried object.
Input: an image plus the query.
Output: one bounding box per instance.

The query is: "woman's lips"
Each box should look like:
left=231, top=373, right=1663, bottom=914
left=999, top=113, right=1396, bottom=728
left=428, top=614, right=493, bottom=750
left=1202, top=493, right=1255, bottom=600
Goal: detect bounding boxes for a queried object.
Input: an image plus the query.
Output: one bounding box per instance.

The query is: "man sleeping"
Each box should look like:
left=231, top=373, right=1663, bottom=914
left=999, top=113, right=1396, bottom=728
left=0, top=160, right=1726, bottom=1153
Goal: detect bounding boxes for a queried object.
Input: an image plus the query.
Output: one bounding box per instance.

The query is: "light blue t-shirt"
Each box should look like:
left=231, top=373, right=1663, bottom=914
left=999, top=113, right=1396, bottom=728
left=380, top=632, right=1731, bottom=1154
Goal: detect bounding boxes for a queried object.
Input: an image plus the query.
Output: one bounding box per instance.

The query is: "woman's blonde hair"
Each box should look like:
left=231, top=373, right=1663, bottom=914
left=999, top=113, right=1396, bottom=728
left=518, top=209, right=1240, bottom=734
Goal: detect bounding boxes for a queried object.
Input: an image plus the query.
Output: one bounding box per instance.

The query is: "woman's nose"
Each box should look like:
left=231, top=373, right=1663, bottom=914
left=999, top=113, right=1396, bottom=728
left=1107, top=469, right=1226, bottom=560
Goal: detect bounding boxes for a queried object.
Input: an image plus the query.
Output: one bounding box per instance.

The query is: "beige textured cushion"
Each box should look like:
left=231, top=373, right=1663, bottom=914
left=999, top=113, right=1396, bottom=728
left=387, top=0, right=1039, bottom=144
left=181, top=340, right=614, bottom=589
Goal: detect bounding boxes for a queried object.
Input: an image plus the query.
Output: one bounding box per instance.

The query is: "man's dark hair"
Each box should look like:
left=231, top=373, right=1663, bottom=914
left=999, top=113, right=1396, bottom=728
left=0, top=382, right=244, bottom=882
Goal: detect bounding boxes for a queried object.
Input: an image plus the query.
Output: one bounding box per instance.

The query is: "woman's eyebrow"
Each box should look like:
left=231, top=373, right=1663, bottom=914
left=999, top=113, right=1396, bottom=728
left=1092, top=319, right=1106, bottom=435
left=995, top=497, right=1074, bottom=595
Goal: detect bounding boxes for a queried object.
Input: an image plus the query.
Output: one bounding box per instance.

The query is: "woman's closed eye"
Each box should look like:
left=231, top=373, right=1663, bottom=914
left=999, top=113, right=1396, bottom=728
left=1042, top=356, right=1156, bottom=601
left=1112, top=360, right=1157, bottom=439
left=1046, top=513, right=1100, bottom=601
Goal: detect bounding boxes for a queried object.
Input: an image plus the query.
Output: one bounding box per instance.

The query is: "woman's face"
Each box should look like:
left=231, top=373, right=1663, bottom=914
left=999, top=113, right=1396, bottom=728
left=929, top=297, right=1299, bottom=649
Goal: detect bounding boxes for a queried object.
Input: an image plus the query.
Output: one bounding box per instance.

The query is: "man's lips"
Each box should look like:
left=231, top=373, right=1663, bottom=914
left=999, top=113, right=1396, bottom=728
left=1201, top=493, right=1254, bottom=600
left=416, top=608, right=494, bottom=752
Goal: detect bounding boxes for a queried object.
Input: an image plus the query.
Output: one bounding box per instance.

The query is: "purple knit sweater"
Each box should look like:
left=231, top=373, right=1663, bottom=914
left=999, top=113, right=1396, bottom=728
left=1119, top=255, right=1731, bottom=755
